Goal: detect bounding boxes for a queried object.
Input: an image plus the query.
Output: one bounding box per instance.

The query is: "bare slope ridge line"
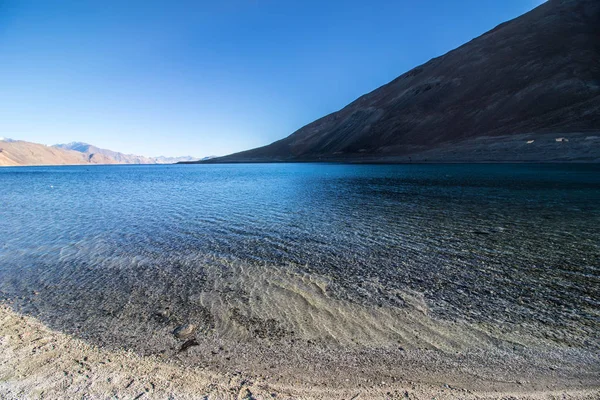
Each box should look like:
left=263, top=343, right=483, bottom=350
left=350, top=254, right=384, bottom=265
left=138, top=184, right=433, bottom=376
left=201, top=0, right=600, bottom=163
left=0, top=140, right=97, bottom=166
left=53, top=142, right=157, bottom=165
left=53, top=142, right=200, bottom=165
left=0, top=139, right=199, bottom=166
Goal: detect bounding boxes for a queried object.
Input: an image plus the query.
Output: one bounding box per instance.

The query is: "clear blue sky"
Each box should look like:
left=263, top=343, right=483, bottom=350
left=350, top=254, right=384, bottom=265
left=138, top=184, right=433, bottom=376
left=0, top=0, right=545, bottom=157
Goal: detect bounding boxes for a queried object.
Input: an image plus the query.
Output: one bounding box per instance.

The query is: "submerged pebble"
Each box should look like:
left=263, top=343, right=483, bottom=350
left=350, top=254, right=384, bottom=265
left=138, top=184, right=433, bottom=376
left=173, top=323, right=196, bottom=340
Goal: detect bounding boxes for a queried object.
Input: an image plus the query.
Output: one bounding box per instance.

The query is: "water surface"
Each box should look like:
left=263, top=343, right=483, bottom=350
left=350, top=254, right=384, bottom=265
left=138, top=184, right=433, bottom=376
left=1, top=164, right=599, bottom=358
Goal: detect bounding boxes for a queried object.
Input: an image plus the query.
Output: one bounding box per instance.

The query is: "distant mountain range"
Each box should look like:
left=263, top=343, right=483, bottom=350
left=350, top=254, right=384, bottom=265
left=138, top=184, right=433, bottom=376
left=53, top=142, right=201, bottom=165
left=197, top=0, right=600, bottom=163
left=0, top=138, right=201, bottom=166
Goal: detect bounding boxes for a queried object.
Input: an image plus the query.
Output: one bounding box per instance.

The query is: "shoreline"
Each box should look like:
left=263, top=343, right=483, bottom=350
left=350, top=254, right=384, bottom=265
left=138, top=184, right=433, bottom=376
left=2, top=305, right=598, bottom=399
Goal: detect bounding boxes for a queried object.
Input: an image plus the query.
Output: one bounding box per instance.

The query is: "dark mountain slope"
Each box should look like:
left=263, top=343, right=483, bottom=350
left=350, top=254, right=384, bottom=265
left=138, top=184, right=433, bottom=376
left=206, top=0, right=600, bottom=163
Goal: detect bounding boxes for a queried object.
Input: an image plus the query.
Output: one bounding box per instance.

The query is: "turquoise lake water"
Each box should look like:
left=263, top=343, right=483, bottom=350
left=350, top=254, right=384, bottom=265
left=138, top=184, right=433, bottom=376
left=0, top=163, right=599, bottom=352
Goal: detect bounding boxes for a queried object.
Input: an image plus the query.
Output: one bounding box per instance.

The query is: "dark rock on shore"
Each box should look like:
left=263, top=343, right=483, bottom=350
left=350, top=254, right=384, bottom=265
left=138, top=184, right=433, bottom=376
left=178, top=338, right=200, bottom=353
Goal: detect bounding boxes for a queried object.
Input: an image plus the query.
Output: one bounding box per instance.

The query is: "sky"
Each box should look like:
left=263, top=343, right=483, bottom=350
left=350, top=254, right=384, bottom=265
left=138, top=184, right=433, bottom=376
left=0, top=0, right=546, bottom=158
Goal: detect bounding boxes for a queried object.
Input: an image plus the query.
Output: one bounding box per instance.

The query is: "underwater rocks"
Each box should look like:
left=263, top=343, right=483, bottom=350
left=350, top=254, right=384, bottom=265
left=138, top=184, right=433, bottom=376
left=230, top=308, right=292, bottom=340
left=173, top=323, right=197, bottom=340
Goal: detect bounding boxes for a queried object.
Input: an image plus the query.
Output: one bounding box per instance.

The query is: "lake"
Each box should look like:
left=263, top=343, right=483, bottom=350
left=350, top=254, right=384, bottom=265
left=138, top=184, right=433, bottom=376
left=1, top=163, right=599, bottom=386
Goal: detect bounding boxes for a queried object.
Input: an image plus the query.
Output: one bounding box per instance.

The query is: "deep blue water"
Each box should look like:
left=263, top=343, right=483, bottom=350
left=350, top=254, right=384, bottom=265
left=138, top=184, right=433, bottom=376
left=1, top=163, right=599, bottom=349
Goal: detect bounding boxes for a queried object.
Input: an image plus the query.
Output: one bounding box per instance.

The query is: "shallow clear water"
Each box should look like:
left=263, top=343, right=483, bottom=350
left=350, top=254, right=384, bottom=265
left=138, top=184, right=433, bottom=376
left=1, top=163, right=599, bottom=352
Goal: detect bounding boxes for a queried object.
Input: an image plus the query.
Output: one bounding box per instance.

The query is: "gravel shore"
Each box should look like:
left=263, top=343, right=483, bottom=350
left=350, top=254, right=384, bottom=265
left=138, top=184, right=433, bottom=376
left=1, top=305, right=599, bottom=400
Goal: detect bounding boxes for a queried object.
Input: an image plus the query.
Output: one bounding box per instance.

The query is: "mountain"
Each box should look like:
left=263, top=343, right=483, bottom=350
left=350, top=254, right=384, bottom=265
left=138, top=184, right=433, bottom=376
left=54, top=142, right=199, bottom=165
left=0, top=139, right=96, bottom=166
left=203, top=0, right=600, bottom=163
left=0, top=139, right=199, bottom=166
left=53, top=142, right=155, bottom=164
left=153, top=155, right=201, bottom=164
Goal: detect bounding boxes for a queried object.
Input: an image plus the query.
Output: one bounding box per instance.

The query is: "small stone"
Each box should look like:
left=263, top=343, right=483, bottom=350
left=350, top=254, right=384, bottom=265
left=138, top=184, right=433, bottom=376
left=173, top=323, right=196, bottom=340
left=153, top=309, right=171, bottom=324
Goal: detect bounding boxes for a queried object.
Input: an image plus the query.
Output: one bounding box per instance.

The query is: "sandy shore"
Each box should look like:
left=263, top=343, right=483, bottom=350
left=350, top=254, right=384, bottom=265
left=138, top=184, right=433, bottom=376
left=1, top=305, right=598, bottom=400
